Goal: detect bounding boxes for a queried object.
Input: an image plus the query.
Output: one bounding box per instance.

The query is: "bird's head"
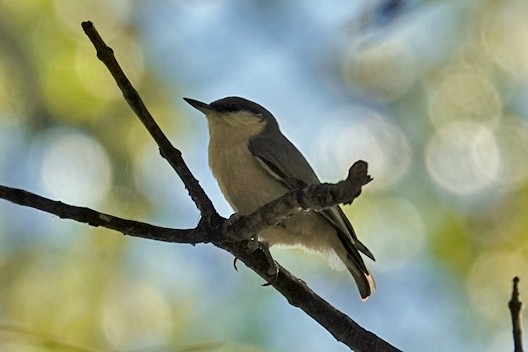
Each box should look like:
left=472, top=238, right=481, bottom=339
left=184, top=97, right=278, bottom=136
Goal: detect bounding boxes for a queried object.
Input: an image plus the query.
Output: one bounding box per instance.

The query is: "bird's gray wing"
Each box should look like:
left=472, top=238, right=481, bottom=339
left=248, top=134, right=375, bottom=261
left=248, top=134, right=319, bottom=189
left=322, top=206, right=375, bottom=260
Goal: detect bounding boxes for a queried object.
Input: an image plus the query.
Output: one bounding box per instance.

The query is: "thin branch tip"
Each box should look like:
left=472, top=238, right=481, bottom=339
left=347, top=160, right=371, bottom=183
left=81, top=20, right=215, bottom=216
left=511, top=276, right=522, bottom=302
left=81, top=21, right=93, bottom=29
left=509, top=276, right=524, bottom=352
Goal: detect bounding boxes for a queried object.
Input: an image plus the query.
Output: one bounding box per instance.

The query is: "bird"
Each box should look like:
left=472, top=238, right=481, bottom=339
left=184, top=96, right=375, bottom=299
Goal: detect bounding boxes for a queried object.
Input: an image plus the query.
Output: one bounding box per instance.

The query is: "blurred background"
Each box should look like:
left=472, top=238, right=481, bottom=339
left=0, top=0, right=527, bottom=351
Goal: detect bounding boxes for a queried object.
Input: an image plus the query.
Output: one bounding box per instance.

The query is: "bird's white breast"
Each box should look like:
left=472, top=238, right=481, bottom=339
left=208, top=125, right=286, bottom=214
left=206, top=114, right=344, bottom=259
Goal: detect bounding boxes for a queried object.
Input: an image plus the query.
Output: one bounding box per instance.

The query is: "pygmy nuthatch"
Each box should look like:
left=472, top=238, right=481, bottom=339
left=184, top=96, right=375, bottom=299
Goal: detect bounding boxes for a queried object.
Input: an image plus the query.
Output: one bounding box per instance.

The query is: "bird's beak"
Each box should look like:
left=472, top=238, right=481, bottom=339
left=183, top=98, right=214, bottom=115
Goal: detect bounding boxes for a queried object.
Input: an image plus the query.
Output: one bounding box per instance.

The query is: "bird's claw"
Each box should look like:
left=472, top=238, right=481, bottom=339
left=258, top=241, right=279, bottom=286
left=261, top=260, right=279, bottom=286
left=233, top=236, right=259, bottom=271
left=232, top=237, right=279, bottom=286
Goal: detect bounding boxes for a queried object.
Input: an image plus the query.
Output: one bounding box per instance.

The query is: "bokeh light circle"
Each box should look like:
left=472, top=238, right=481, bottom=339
left=317, top=107, right=412, bottom=192
left=352, top=196, right=426, bottom=270
left=481, top=0, right=528, bottom=77
left=35, top=127, right=113, bottom=206
left=343, top=37, right=416, bottom=102
left=427, top=64, right=501, bottom=128
left=494, top=116, right=528, bottom=188
left=425, top=120, right=499, bottom=197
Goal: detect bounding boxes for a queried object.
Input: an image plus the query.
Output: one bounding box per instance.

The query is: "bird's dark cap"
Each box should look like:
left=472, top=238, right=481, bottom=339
left=185, top=96, right=273, bottom=116
left=208, top=96, right=270, bottom=116
left=184, top=96, right=278, bottom=129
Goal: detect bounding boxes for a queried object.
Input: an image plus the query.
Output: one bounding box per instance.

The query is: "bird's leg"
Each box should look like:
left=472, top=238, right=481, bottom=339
left=246, top=235, right=260, bottom=252
left=232, top=236, right=279, bottom=285
left=258, top=241, right=279, bottom=286
left=233, top=235, right=258, bottom=271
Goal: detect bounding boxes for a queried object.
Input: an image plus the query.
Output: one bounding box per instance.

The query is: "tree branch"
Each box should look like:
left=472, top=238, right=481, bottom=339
left=224, top=239, right=395, bottom=351
left=0, top=186, right=203, bottom=244
left=0, top=21, right=402, bottom=352
left=0, top=172, right=397, bottom=352
left=225, top=160, right=372, bottom=241
left=509, top=276, right=524, bottom=352
left=81, top=21, right=216, bottom=217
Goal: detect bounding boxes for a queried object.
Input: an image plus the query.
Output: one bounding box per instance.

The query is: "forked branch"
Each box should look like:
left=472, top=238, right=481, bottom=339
left=0, top=21, right=401, bottom=352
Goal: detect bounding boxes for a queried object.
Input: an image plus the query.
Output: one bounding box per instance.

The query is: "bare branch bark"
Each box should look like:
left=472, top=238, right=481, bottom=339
left=509, top=277, right=524, bottom=352
left=80, top=21, right=216, bottom=218
left=0, top=186, right=202, bottom=244
left=225, top=160, right=372, bottom=241
left=0, top=20, right=402, bottom=352
left=0, top=175, right=398, bottom=352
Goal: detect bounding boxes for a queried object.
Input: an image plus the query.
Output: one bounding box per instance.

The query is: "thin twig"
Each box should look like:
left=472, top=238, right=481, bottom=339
left=509, top=277, right=524, bottom=352
left=81, top=21, right=216, bottom=217
left=0, top=186, right=203, bottom=244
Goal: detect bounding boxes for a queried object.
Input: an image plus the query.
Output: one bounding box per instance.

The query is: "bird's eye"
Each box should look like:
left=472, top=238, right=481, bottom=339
left=256, top=113, right=264, bottom=121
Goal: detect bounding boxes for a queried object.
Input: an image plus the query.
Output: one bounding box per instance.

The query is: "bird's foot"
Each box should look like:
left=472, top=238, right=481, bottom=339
left=259, top=241, right=279, bottom=286
left=246, top=236, right=260, bottom=252
left=233, top=236, right=259, bottom=271
left=232, top=237, right=279, bottom=286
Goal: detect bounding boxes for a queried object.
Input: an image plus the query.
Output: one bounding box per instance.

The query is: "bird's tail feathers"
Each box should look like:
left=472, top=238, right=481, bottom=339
left=345, top=253, right=376, bottom=301
left=354, top=239, right=376, bottom=261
